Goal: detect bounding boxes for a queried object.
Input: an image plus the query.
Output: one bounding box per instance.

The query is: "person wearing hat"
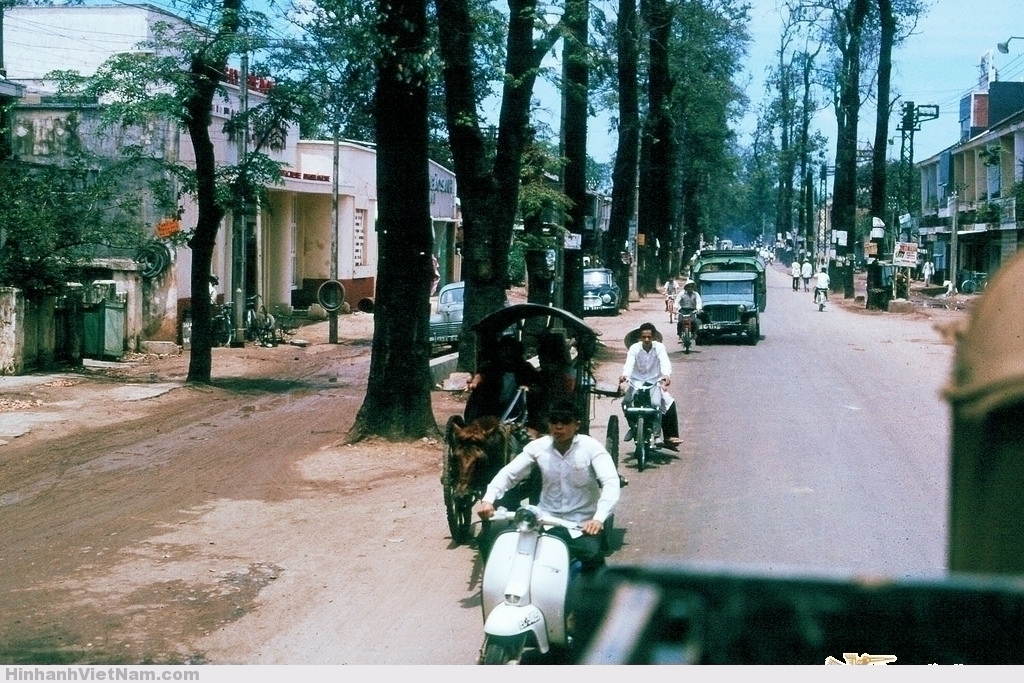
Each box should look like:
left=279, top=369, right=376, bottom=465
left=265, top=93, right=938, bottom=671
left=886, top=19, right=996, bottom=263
left=618, top=322, right=681, bottom=451
left=674, top=281, right=703, bottom=342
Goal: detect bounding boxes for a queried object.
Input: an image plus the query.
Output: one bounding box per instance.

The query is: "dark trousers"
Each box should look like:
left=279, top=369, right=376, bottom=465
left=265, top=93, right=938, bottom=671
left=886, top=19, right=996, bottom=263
left=546, top=526, right=605, bottom=572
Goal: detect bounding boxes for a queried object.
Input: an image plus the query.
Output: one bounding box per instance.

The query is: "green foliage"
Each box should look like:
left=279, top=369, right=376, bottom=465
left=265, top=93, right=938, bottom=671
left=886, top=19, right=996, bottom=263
left=0, top=159, right=149, bottom=299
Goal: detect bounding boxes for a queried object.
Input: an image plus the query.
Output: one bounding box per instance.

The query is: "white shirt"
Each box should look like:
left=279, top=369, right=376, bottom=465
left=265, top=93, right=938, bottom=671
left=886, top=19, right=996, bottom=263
left=801, top=261, right=813, bottom=278
left=816, top=271, right=830, bottom=289
left=791, top=262, right=801, bottom=278
left=622, top=340, right=672, bottom=384
left=483, top=434, right=620, bottom=524
left=674, top=290, right=702, bottom=312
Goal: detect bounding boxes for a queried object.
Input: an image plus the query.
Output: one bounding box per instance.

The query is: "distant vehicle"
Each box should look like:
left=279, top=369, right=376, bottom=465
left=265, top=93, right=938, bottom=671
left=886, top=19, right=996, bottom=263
left=583, top=268, right=621, bottom=316
left=430, top=281, right=464, bottom=349
left=691, top=249, right=766, bottom=346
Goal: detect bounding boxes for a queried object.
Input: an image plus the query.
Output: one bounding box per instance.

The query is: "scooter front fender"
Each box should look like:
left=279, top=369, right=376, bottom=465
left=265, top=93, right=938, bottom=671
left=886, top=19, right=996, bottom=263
left=484, top=603, right=550, bottom=653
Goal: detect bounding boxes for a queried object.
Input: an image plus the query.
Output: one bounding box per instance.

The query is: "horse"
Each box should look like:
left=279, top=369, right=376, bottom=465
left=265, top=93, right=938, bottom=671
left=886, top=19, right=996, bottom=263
left=443, top=414, right=517, bottom=546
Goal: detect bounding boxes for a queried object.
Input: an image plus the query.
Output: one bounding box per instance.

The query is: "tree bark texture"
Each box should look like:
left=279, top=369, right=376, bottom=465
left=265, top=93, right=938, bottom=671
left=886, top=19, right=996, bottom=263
left=185, top=0, right=240, bottom=384
left=608, top=0, right=640, bottom=306
left=435, top=0, right=561, bottom=372
left=350, top=0, right=438, bottom=440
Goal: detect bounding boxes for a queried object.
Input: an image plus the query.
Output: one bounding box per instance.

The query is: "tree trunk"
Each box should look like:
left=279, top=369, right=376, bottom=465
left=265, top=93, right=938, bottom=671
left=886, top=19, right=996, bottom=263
left=435, top=0, right=561, bottom=372
left=184, top=0, right=240, bottom=384
left=831, top=0, right=870, bottom=298
left=349, top=0, right=437, bottom=440
left=870, top=0, right=895, bottom=224
left=608, top=0, right=640, bottom=307
left=638, top=0, right=676, bottom=295
left=561, top=0, right=589, bottom=318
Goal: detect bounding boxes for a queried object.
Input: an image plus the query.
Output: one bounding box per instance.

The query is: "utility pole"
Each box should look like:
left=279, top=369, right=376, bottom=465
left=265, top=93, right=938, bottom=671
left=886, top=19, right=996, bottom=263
left=232, top=50, right=249, bottom=346
left=949, top=192, right=959, bottom=292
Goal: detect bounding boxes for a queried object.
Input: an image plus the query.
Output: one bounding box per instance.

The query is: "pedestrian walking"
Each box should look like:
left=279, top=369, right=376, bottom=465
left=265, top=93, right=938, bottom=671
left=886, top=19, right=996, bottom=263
left=791, top=260, right=801, bottom=292
left=801, top=259, right=813, bottom=292
left=922, top=260, right=935, bottom=286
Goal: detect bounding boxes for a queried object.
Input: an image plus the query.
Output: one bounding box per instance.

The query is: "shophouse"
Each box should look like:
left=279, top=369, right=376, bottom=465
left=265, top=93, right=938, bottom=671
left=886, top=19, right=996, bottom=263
left=2, top=3, right=458, bottom=359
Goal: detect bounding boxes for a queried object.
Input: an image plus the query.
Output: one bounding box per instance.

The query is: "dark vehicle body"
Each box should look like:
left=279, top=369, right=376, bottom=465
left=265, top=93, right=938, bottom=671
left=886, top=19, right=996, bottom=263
left=430, top=281, right=464, bottom=348
left=583, top=268, right=621, bottom=316
left=691, top=249, right=766, bottom=346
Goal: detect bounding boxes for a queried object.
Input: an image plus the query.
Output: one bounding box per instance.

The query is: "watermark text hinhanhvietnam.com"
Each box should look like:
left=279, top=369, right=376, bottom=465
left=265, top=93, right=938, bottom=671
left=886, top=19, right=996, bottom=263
left=6, top=668, right=199, bottom=681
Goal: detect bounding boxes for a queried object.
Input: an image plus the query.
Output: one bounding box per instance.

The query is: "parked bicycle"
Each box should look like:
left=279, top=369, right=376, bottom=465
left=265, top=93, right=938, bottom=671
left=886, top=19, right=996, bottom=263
left=212, top=301, right=235, bottom=347
left=244, top=294, right=299, bottom=347
left=244, top=294, right=278, bottom=347
left=959, top=271, right=989, bottom=295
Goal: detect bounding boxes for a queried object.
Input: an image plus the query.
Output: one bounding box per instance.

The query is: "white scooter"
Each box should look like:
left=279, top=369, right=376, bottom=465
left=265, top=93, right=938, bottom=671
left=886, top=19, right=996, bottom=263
left=478, top=505, right=580, bottom=664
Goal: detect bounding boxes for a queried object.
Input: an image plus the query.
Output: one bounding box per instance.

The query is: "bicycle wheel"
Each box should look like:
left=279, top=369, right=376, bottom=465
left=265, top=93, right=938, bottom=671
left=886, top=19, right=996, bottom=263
left=961, top=279, right=977, bottom=295
left=635, top=416, right=647, bottom=472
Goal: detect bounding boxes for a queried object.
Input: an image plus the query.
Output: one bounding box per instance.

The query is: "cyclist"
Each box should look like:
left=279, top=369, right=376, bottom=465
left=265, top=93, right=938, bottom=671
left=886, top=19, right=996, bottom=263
left=814, top=267, right=830, bottom=307
left=619, top=322, right=680, bottom=451
left=674, top=281, right=703, bottom=343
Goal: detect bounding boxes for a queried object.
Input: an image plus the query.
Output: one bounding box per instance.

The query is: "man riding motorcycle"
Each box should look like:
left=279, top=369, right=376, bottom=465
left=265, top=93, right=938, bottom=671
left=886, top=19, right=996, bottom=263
left=674, top=281, right=703, bottom=343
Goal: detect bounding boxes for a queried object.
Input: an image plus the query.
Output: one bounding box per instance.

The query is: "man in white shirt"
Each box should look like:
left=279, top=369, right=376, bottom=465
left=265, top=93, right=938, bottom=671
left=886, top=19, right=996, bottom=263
left=619, top=322, right=680, bottom=450
left=801, top=259, right=813, bottom=292
left=815, top=267, right=831, bottom=308
left=476, top=400, right=620, bottom=572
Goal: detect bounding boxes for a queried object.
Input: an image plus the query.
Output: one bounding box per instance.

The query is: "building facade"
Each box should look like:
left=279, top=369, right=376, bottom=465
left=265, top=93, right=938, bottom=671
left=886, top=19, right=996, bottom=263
left=3, top=3, right=458, bottom=351
left=917, top=78, right=1024, bottom=288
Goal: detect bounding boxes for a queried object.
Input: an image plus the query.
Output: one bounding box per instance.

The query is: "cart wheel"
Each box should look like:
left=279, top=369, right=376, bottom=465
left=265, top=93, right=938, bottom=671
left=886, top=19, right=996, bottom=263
left=443, top=415, right=471, bottom=544
left=605, top=414, right=619, bottom=468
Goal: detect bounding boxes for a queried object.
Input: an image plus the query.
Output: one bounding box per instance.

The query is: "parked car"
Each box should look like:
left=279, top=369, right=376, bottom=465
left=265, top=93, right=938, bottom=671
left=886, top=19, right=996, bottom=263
left=583, top=268, right=621, bottom=316
left=430, top=281, right=464, bottom=349
left=691, top=249, right=765, bottom=346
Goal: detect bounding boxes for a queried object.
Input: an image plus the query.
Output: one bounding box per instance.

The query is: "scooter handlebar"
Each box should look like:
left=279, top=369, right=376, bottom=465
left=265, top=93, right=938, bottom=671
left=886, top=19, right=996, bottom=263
left=492, top=505, right=582, bottom=531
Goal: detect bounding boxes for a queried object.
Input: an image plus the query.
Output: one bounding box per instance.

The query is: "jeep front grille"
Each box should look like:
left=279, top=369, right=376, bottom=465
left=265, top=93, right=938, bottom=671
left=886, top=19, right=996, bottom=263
left=706, top=307, right=741, bottom=324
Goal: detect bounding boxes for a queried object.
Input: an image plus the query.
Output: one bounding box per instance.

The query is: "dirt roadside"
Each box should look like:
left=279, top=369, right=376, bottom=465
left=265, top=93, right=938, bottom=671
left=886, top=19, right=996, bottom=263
left=0, top=280, right=969, bottom=664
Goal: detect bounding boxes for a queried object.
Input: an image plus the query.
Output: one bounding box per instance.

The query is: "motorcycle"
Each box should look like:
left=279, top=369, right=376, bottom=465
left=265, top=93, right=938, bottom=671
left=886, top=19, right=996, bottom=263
left=677, top=310, right=697, bottom=353
left=479, top=505, right=579, bottom=664
left=621, top=379, right=662, bottom=472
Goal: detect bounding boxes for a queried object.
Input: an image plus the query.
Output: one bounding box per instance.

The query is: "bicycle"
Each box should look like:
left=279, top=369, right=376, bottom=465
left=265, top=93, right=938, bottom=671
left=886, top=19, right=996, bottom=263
left=211, top=301, right=235, bottom=347
left=245, top=294, right=278, bottom=347
left=959, top=271, right=989, bottom=295
left=815, top=287, right=828, bottom=312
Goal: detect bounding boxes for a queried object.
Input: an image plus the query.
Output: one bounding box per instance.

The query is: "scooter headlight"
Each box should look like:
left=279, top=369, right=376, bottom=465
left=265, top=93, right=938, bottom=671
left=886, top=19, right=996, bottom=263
left=514, top=506, right=540, bottom=532
left=504, top=592, right=523, bottom=606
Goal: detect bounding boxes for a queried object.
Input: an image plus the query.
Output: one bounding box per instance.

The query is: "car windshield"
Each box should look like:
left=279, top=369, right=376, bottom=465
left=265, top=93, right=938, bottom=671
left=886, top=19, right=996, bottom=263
left=440, top=285, right=464, bottom=305
left=584, top=270, right=612, bottom=286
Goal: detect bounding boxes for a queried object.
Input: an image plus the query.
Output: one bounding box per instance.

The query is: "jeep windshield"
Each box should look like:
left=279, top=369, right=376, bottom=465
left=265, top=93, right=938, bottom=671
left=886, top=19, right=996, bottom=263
left=698, top=273, right=756, bottom=303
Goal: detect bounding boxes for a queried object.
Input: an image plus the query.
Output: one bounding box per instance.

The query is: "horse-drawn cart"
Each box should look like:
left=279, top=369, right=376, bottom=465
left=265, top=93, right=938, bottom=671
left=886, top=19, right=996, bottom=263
left=442, top=304, right=621, bottom=545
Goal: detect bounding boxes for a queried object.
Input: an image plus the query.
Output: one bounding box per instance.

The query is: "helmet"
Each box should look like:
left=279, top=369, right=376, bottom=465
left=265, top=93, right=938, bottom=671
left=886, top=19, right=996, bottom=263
left=684, top=281, right=696, bottom=289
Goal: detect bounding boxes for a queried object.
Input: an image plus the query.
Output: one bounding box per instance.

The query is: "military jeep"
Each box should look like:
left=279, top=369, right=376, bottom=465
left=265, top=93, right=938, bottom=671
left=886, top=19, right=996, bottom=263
left=691, top=249, right=766, bottom=346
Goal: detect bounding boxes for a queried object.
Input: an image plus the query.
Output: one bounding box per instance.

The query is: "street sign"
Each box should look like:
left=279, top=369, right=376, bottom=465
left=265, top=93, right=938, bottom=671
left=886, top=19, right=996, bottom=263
left=564, top=233, right=582, bottom=250
left=893, top=242, right=918, bottom=267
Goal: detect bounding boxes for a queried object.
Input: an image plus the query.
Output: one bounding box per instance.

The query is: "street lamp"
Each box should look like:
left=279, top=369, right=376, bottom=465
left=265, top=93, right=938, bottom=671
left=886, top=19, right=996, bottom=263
left=997, top=36, right=1024, bottom=53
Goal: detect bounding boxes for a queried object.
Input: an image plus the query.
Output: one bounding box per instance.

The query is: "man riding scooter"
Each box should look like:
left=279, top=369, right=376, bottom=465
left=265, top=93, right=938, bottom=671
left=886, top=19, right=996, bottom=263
left=476, top=399, right=620, bottom=575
